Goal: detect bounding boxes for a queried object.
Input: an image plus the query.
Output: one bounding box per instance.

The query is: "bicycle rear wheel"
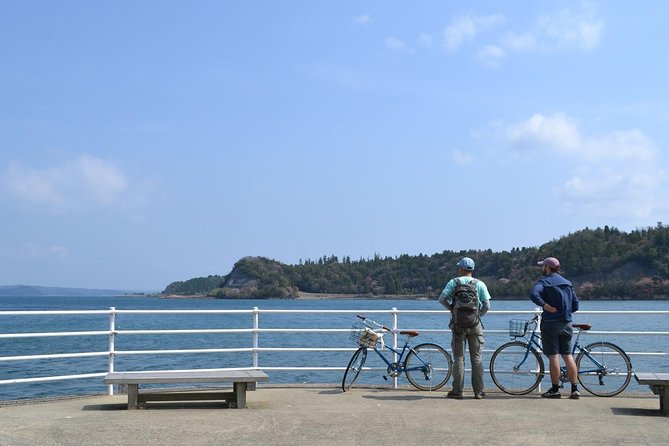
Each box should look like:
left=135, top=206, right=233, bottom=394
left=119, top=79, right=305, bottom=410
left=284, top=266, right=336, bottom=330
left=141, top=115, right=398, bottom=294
left=342, top=347, right=367, bottom=392
left=404, top=343, right=452, bottom=391
left=490, top=341, right=544, bottom=395
left=576, top=342, right=632, bottom=397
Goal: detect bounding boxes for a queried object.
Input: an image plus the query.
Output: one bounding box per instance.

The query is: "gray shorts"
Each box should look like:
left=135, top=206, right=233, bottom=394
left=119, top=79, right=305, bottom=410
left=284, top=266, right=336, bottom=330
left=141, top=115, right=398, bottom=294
left=540, top=320, right=573, bottom=356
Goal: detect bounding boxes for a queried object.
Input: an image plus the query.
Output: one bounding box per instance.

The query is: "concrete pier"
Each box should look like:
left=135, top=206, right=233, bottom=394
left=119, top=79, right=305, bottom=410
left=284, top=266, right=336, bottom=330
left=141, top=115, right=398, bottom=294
left=0, top=386, right=666, bottom=445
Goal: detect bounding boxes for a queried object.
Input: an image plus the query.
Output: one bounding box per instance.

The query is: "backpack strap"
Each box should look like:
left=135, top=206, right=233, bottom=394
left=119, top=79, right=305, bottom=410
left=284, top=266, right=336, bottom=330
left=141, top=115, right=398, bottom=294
left=448, top=278, right=461, bottom=309
left=470, top=279, right=482, bottom=326
left=470, top=278, right=480, bottom=306
left=450, top=278, right=461, bottom=300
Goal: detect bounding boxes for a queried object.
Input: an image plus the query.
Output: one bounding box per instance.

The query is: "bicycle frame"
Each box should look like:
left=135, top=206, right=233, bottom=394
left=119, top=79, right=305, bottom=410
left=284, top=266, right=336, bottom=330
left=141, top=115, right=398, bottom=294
left=511, top=318, right=543, bottom=371
left=342, top=315, right=453, bottom=391
left=492, top=314, right=633, bottom=396
left=369, top=334, right=423, bottom=375
left=518, top=319, right=608, bottom=379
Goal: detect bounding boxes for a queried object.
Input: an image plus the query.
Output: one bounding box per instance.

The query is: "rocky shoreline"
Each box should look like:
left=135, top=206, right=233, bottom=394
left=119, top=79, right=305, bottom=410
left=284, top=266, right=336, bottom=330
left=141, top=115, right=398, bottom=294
left=157, top=292, right=432, bottom=300
left=295, top=292, right=431, bottom=300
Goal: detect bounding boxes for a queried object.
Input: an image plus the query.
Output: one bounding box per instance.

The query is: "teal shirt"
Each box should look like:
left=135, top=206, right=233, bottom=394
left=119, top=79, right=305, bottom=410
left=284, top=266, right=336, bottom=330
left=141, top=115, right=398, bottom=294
left=438, top=276, right=491, bottom=311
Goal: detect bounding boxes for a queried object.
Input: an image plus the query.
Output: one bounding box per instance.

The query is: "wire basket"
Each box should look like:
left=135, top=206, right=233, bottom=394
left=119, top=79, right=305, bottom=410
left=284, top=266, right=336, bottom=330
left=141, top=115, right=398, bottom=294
left=508, top=319, right=528, bottom=337
left=350, top=321, right=385, bottom=348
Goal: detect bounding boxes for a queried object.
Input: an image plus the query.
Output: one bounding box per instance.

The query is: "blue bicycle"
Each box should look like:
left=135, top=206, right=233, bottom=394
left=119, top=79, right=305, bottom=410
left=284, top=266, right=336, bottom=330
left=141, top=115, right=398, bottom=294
left=341, top=315, right=452, bottom=391
left=489, top=314, right=633, bottom=396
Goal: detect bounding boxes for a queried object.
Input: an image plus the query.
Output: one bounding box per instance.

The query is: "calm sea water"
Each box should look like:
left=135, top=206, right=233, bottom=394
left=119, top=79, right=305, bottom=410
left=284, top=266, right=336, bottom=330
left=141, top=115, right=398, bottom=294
left=1, top=295, right=668, bottom=401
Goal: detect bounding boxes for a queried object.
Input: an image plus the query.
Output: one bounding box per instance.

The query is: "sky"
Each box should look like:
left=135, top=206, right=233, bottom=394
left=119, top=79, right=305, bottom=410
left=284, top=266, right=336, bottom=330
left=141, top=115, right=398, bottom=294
left=1, top=1, right=668, bottom=291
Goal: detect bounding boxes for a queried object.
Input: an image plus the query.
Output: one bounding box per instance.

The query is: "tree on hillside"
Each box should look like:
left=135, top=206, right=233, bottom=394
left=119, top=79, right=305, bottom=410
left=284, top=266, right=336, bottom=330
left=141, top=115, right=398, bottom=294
left=162, top=225, right=669, bottom=299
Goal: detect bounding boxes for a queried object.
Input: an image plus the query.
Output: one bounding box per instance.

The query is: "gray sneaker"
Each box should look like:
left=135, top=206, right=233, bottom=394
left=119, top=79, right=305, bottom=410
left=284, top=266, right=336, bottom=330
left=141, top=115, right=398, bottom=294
left=570, top=390, right=580, bottom=400
left=474, top=392, right=486, bottom=400
left=541, top=388, right=561, bottom=399
left=447, top=391, right=463, bottom=400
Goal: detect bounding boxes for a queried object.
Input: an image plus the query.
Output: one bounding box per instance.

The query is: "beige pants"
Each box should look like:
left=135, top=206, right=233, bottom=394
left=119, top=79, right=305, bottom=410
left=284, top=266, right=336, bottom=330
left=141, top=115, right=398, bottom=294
left=450, top=322, right=485, bottom=395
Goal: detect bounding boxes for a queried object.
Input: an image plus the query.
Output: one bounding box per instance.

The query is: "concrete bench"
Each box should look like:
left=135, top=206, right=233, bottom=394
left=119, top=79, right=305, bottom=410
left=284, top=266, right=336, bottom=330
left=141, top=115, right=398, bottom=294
left=104, top=370, right=269, bottom=409
left=635, top=372, right=669, bottom=416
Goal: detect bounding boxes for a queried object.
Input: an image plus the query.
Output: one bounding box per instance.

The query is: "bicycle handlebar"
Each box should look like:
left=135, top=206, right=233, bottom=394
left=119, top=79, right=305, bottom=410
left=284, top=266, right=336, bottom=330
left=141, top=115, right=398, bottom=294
left=356, top=314, right=391, bottom=332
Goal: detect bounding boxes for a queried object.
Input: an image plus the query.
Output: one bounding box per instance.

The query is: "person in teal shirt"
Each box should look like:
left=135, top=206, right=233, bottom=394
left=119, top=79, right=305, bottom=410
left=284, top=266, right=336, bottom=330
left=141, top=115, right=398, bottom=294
left=438, top=257, right=491, bottom=399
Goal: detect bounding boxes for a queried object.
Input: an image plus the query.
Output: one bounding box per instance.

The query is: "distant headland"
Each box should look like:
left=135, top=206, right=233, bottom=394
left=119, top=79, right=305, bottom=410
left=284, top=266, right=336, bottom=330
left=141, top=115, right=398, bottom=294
left=162, top=224, right=669, bottom=300
left=0, top=285, right=150, bottom=297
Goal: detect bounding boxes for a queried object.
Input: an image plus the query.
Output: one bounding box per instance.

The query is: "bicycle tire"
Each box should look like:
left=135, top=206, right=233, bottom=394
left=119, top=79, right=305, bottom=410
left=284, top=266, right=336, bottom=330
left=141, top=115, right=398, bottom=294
left=403, top=343, right=452, bottom=391
left=490, top=341, right=545, bottom=395
left=341, top=347, right=367, bottom=392
left=576, top=341, right=632, bottom=397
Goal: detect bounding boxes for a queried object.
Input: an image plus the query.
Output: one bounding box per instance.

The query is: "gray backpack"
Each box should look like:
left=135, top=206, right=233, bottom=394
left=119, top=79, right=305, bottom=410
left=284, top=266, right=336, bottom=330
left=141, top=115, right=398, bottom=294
left=451, top=278, right=480, bottom=328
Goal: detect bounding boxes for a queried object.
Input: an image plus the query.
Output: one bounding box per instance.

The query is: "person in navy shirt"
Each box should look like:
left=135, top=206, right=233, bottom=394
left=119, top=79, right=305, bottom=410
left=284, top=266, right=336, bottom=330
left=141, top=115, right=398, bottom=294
left=530, top=257, right=580, bottom=399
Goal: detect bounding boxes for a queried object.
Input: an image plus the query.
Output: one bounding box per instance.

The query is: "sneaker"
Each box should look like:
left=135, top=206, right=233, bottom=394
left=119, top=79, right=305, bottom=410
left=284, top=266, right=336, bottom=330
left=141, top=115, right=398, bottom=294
left=447, top=391, right=463, bottom=400
left=474, top=392, right=486, bottom=400
left=569, top=390, right=580, bottom=400
left=541, top=388, right=561, bottom=399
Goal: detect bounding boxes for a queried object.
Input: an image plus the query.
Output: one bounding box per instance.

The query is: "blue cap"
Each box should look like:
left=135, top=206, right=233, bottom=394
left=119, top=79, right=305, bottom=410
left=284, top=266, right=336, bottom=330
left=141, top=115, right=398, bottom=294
left=457, top=257, right=475, bottom=271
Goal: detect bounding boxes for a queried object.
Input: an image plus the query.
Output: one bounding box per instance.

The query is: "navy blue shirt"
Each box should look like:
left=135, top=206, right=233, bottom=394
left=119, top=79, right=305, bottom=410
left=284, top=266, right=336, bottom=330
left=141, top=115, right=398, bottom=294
left=530, top=273, right=579, bottom=322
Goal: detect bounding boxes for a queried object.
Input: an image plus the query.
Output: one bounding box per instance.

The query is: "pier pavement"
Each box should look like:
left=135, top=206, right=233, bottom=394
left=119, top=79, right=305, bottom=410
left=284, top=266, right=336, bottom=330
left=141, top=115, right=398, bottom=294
left=0, top=386, right=666, bottom=446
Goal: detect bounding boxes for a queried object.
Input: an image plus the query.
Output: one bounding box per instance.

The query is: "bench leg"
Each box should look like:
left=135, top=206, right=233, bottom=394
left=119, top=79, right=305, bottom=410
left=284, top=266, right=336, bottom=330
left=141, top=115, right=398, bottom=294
left=233, top=382, right=247, bottom=409
left=127, top=384, right=139, bottom=410
left=649, top=385, right=669, bottom=416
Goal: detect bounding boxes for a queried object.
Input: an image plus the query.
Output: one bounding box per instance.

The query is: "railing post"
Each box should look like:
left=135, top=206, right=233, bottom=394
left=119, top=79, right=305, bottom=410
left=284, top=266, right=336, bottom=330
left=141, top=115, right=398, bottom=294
left=108, top=307, right=116, bottom=395
left=253, top=307, right=259, bottom=368
left=391, top=307, right=398, bottom=389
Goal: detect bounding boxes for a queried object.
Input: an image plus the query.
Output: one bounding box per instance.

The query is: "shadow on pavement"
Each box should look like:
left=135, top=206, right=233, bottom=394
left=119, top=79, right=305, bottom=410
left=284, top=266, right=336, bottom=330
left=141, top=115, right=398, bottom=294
left=82, top=401, right=229, bottom=411
left=610, top=407, right=662, bottom=417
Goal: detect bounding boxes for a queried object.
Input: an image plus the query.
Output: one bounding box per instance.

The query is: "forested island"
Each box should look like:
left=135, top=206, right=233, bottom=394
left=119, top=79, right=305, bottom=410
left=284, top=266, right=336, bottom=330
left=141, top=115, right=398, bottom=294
left=163, top=224, right=669, bottom=300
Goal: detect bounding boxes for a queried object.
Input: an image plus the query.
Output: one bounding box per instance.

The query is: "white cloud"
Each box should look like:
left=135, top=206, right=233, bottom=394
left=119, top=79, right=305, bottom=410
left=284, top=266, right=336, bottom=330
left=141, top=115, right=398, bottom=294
left=437, top=4, right=603, bottom=66
left=442, top=14, right=504, bottom=51
left=77, top=155, right=127, bottom=203
left=561, top=167, right=665, bottom=219
left=20, top=243, right=70, bottom=259
left=506, top=113, right=582, bottom=153
left=506, top=113, right=655, bottom=162
left=452, top=149, right=474, bottom=165
left=353, top=15, right=373, bottom=25
left=478, top=45, right=505, bottom=66
left=3, top=155, right=131, bottom=212
left=503, top=112, right=665, bottom=219
left=385, top=37, right=411, bottom=52
left=418, top=33, right=433, bottom=48
left=49, top=245, right=70, bottom=257
left=499, top=31, right=537, bottom=51
left=538, top=5, right=603, bottom=50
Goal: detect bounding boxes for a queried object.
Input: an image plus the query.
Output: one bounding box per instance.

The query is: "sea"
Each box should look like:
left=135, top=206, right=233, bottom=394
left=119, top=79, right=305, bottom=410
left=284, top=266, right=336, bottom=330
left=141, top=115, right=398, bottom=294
left=1, top=295, right=668, bottom=401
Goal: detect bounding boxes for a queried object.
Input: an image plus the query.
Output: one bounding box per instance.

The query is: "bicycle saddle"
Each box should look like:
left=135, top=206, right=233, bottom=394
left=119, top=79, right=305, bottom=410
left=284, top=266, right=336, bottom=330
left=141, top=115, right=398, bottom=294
left=400, top=330, right=419, bottom=337
left=573, top=324, right=592, bottom=330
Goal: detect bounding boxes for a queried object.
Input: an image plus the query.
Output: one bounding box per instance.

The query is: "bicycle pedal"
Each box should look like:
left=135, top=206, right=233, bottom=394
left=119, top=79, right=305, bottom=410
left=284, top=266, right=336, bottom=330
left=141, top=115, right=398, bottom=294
left=382, top=375, right=388, bottom=381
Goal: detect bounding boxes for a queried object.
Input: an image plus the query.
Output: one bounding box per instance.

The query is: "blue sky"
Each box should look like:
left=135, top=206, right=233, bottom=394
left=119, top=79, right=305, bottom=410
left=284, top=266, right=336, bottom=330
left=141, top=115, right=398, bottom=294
left=1, top=1, right=668, bottom=291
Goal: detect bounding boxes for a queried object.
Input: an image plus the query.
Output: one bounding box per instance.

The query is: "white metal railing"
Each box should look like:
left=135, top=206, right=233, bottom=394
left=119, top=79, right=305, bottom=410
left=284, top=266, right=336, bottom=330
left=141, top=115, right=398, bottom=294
left=1, top=307, right=668, bottom=398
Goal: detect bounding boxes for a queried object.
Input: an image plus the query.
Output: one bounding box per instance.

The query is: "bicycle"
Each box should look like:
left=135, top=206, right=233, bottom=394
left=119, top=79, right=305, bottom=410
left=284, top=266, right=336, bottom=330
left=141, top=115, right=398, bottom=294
left=341, top=314, right=453, bottom=392
left=489, top=314, right=633, bottom=397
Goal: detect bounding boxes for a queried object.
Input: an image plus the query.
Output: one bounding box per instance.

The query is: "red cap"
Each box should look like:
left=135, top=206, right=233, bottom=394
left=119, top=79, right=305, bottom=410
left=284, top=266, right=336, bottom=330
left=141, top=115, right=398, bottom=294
left=537, top=257, right=560, bottom=269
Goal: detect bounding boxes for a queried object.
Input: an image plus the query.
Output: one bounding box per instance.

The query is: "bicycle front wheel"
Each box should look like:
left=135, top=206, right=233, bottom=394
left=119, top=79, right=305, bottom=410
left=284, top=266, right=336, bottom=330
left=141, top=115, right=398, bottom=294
left=576, top=342, right=632, bottom=397
left=490, top=341, right=545, bottom=395
left=404, top=343, right=452, bottom=391
left=342, top=347, right=367, bottom=392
